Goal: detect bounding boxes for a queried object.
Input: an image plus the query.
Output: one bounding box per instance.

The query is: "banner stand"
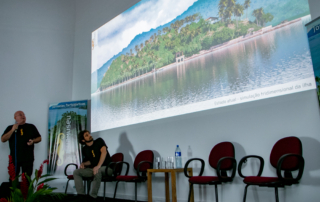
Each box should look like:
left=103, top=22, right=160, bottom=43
left=306, top=16, right=320, bottom=104
left=47, top=100, right=88, bottom=177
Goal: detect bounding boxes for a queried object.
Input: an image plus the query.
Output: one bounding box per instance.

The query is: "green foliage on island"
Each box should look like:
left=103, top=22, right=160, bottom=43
left=99, top=0, right=273, bottom=91
left=264, top=0, right=309, bottom=26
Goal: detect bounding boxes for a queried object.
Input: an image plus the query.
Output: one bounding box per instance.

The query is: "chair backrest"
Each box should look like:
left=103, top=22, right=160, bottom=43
left=111, top=153, right=124, bottom=175
left=134, top=150, right=154, bottom=172
left=270, top=136, right=302, bottom=170
left=208, top=142, right=235, bottom=170
left=111, top=153, right=124, bottom=162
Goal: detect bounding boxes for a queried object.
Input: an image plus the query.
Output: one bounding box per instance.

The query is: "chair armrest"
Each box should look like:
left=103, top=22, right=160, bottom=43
left=106, top=162, right=116, bottom=177
left=137, top=161, right=153, bottom=178
left=238, top=155, right=264, bottom=178
left=183, top=158, right=205, bottom=178
left=276, top=154, right=304, bottom=182
left=112, top=161, right=130, bottom=177
left=107, top=161, right=124, bottom=177
left=64, top=163, right=78, bottom=176
left=217, top=157, right=237, bottom=181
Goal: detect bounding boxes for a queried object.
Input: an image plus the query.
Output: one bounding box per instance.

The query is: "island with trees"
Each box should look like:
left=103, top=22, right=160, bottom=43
left=98, top=0, right=299, bottom=92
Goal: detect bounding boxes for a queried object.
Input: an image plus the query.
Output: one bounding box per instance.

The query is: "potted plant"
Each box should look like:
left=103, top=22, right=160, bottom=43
left=0, top=155, right=64, bottom=202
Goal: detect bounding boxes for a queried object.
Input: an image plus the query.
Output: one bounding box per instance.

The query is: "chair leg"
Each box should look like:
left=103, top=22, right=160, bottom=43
left=65, top=179, right=70, bottom=194
left=84, top=181, right=87, bottom=194
left=103, top=182, right=106, bottom=201
left=214, top=184, right=219, bottom=202
left=188, top=183, right=193, bottom=202
left=243, top=185, right=250, bottom=202
left=275, top=187, right=279, bottom=202
left=135, top=182, right=138, bottom=202
left=87, top=180, right=92, bottom=195
left=113, top=181, right=119, bottom=199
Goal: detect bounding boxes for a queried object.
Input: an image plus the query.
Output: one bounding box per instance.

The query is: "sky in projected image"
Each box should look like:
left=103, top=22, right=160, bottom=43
left=91, top=0, right=315, bottom=132
left=92, top=0, right=197, bottom=73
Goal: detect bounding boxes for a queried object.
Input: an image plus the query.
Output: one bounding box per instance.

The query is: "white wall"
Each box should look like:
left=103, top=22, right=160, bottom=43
left=0, top=0, right=76, bottom=183
left=309, top=0, right=320, bottom=21
left=71, top=0, right=320, bottom=201
left=1, top=0, right=320, bottom=201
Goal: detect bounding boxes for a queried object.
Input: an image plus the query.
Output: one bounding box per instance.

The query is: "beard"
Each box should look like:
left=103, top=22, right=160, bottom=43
left=85, top=136, right=94, bottom=143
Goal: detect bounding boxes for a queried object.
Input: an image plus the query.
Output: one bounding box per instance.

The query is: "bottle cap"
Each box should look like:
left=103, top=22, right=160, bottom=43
left=177, top=145, right=179, bottom=147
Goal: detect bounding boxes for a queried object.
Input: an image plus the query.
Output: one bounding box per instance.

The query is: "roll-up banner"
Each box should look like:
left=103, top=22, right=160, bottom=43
left=47, top=100, right=88, bottom=176
left=306, top=16, right=320, bottom=103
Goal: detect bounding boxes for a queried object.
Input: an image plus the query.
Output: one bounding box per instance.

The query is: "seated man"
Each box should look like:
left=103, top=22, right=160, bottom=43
left=74, top=130, right=113, bottom=201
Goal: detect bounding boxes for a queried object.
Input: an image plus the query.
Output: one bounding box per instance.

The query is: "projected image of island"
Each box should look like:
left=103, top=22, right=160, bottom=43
left=91, top=0, right=315, bottom=132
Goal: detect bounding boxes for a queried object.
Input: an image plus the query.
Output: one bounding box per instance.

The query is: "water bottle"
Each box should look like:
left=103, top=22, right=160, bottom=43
left=175, top=145, right=182, bottom=168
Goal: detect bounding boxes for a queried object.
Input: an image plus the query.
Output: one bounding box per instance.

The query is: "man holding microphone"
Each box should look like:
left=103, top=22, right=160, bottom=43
left=1, top=111, right=42, bottom=177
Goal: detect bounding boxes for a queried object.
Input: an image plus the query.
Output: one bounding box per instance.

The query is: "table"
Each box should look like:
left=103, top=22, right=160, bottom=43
left=147, top=168, right=194, bottom=202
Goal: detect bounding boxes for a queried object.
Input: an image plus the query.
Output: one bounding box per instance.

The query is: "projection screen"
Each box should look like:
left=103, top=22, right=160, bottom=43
left=91, top=0, right=315, bottom=132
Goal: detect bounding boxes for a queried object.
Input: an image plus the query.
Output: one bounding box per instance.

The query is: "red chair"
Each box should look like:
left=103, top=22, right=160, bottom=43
left=64, top=163, right=79, bottom=194
left=113, top=150, right=154, bottom=202
left=184, top=142, right=237, bottom=202
left=238, top=136, right=304, bottom=202
left=64, top=152, right=124, bottom=196
left=101, top=153, right=124, bottom=200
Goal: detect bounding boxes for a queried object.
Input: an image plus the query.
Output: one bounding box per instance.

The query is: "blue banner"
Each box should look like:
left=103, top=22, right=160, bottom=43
left=306, top=17, right=320, bottom=102
left=47, top=100, right=88, bottom=176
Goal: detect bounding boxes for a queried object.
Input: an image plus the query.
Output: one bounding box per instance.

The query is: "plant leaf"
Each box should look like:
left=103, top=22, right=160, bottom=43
left=37, top=178, right=58, bottom=185
left=39, top=174, right=51, bottom=179
left=25, top=174, right=32, bottom=184
left=11, top=189, right=24, bottom=202
left=35, top=169, right=39, bottom=181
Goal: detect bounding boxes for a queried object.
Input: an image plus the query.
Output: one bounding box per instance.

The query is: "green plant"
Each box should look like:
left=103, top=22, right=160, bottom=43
left=0, top=156, right=65, bottom=202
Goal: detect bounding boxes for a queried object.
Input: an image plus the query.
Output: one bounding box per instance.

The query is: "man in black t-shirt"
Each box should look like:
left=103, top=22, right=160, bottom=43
left=1, top=111, right=42, bottom=177
left=73, top=130, right=112, bottom=201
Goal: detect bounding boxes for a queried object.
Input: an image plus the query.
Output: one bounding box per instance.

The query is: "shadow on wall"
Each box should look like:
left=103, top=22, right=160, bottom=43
left=232, top=142, right=247, bottom=184
left=116, top=132, right=136, bottom=173
left=299, top=136, right=320, bottom=186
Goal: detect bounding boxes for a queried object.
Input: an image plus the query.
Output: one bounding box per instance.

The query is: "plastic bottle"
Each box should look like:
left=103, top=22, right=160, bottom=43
left=175, top=145, right=182, bottom=168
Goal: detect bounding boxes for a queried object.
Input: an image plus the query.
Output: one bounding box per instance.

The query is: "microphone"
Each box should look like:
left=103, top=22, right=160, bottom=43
left=14, top=121, right=17, bottom=133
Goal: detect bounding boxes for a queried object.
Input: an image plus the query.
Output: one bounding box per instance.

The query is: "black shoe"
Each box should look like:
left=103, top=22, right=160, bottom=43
left=70, top=194, right=87, bottom=202
left=86, top=195, right=98, bottom=202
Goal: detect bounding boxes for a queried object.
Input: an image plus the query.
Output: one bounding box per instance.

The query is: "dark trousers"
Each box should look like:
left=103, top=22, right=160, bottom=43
left=15, top=161, right=34, bottom=177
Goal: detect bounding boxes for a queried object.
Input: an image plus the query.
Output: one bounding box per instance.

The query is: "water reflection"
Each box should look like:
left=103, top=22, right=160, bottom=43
left=92, top=20, right=314, bottom=132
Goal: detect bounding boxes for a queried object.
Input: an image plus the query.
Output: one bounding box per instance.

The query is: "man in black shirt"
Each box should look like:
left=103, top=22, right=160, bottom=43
left=1, top=111, right=42, bottom=177
left=73, top=130, right=112, bottom=201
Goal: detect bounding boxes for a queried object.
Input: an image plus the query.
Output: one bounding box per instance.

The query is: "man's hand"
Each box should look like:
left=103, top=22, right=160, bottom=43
left=93, top=165, right=101, bottom=175
left=12, top=124, right=18, bottom=132
left=80, top=163, right=85, bottom=169
left=27, top=139, right=34, bottom=146
left=1, top=124, right=18, bottom=143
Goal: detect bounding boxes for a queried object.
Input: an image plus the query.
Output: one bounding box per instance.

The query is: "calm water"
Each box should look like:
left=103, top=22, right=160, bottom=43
left=92, top=17, right=314, bottom=132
